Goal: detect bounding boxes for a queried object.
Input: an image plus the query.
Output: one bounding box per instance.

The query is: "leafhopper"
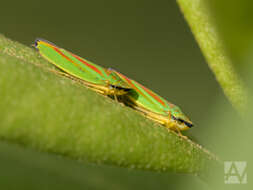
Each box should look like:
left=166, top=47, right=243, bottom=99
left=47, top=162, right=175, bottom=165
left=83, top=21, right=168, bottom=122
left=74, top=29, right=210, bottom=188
left=34, top=39, right=130, bottom=97
left=111, top=70, right=193, bottom=131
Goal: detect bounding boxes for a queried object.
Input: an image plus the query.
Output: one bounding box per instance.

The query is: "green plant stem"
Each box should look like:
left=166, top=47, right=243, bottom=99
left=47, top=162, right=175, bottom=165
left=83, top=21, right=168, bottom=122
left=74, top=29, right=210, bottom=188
left=177, top=0, right=248, bottom=114
left=0, top=34, right=218, bottom=178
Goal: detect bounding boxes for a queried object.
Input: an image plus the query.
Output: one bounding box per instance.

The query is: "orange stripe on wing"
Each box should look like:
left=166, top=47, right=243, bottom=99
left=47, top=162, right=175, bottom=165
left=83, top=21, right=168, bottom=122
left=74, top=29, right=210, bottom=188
left=70, top=53, right=104, bottom=77
left=52, top=47, right=84, bottom=69
left=135, top=81, right=166, bottom=106
left=113, top=71, right=166, bottom=107
left=115, top=72, right=150, bottom=99
left=119, top=72, right=166, bottom=106
left=39, top=40, right=103, bottom=77
left=117, top=72, right=140, bottom=91
left=39, top=41, right=81, bottom=68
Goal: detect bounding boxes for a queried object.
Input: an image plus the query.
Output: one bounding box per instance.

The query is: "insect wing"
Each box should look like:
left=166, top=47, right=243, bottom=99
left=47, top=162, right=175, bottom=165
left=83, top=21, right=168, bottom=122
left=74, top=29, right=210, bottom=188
left=35, top=39, right=107, bottom=85
left=112, top=70, right=166, bottom=114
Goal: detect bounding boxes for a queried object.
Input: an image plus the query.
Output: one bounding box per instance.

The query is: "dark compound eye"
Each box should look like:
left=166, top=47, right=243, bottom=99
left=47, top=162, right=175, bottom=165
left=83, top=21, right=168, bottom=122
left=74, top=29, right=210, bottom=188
left=174, top=117, right=193, bottom=128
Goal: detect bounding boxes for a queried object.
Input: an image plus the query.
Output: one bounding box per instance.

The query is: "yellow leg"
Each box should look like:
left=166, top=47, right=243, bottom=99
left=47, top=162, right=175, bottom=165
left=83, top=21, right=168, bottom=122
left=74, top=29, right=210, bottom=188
left=174, top=126, right=188, bottom=139
left=114, top=94, right=118, bottom=102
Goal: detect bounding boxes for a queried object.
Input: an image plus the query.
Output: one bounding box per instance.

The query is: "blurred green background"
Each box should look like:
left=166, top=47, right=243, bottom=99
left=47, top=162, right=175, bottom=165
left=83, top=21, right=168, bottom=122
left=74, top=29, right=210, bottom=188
left=1, top=0, right=251, bottom=189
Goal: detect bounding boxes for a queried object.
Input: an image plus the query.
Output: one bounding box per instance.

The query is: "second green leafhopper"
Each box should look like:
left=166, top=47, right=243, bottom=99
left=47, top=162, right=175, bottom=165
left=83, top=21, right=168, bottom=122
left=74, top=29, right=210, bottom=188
left=34, top=39, right=130, bottom=96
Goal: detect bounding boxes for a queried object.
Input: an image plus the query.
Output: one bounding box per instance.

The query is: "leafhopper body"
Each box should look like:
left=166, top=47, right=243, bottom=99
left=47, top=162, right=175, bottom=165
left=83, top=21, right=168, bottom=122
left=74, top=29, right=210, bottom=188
left=111, top=70, right=193, bottom=131
left=34, top=39, right=130, bottom=96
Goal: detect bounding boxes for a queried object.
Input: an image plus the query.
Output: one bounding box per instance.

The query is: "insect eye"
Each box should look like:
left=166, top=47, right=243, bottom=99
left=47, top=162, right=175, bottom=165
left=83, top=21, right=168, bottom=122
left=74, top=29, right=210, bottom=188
left=173, top=116, right=193, bottom=128
left=177, top=118, right=184, bottom=123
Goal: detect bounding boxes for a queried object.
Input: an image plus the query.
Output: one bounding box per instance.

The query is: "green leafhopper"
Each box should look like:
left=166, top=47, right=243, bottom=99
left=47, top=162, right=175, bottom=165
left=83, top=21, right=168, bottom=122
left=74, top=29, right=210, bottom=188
left=34, top=39, right=130, bottom=97
left=111, top=70, right=193, bottom=131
